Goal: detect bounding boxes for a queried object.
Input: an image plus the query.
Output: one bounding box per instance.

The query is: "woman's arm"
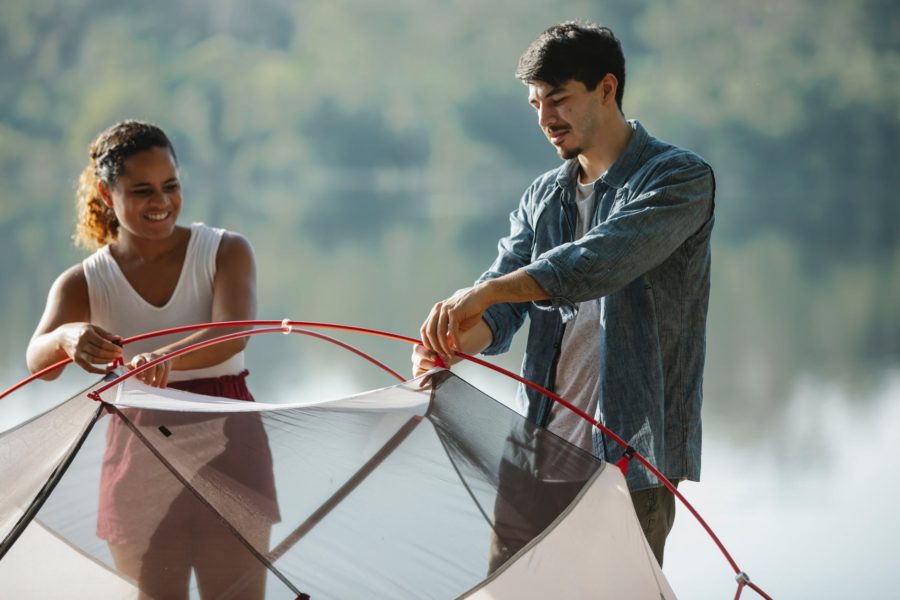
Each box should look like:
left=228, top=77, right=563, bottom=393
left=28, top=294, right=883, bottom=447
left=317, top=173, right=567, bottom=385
left=26, top=264, right=123, bottom=379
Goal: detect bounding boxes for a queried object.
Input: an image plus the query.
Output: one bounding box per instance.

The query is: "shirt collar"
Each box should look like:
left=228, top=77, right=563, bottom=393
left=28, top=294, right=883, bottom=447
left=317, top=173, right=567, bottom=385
left=555, top=159, right=581, bottom=190
left=602, top=120, right=648, bottom=189
left=554, top=119, right=649, bottom=191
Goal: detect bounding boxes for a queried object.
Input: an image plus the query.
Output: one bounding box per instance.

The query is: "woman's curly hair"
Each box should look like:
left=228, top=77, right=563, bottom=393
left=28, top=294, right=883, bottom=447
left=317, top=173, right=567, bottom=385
left=74, top=120, right=177, bottom=249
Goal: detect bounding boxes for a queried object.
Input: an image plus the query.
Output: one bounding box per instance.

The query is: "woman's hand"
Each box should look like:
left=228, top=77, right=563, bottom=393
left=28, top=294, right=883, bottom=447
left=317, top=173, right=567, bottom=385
left=127, top=352, right=171, bottom=388
left=57, top=323, right=122, bottom=374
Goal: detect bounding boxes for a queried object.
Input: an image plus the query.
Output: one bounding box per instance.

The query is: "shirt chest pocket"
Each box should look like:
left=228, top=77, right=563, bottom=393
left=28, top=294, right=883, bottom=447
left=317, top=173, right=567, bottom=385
left=530, top=201, right=572, bottom=261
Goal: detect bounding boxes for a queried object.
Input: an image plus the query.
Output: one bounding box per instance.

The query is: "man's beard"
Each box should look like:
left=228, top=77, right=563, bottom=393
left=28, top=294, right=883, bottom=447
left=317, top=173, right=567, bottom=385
left=557, top=145, right=581, bottom=160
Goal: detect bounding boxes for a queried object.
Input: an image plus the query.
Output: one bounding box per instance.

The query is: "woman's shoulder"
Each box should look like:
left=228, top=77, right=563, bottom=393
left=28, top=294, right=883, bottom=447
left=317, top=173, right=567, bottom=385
left=49, top=263, right=90, bottom=306
left=218, top=229, right=253, bottom=249
left=215, top=230, right=255, bottom=266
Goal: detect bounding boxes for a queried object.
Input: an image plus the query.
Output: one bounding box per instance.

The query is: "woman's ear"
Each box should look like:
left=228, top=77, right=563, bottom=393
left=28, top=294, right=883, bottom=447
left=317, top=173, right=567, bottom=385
left=98, top=181, right=113, bottom=208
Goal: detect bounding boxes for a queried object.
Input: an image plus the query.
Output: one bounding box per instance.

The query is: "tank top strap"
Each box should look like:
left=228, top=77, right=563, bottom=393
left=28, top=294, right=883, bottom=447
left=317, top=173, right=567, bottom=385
left=187, top=222, right=225, bottom=283
left=82, top=246, right=119, bottom=328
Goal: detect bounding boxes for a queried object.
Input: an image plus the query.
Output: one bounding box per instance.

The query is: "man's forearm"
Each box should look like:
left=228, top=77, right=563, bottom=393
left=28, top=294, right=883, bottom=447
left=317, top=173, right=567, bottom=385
left=475, top=268, right=549, bottom=306
left=453, top=318, right=494, bottom=356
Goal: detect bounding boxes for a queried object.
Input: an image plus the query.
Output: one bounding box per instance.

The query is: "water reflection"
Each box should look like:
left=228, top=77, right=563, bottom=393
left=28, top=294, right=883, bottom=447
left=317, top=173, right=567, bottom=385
left=666, top=369, right=900, bottom=599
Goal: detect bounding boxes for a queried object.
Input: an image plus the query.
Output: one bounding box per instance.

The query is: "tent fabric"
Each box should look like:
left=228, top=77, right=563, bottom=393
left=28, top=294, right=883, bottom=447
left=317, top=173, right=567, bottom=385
left=1, top=519, right=138, bottom=598
left=462, top=467, right=675, bottom=599
left=0, top=381, right=104, bottom=553
left=0, top=369, right=675, bottom=599
left=111, top=376, right=431, bottom=413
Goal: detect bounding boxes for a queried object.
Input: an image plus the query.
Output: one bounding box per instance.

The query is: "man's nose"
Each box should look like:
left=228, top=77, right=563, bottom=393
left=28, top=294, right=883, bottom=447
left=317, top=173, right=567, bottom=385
left=538, top=103, right=557, bottom=129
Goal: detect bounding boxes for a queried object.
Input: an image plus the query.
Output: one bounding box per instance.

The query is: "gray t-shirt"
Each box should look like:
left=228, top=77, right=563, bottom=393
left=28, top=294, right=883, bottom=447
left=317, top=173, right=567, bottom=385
left=547, top=177, right=602, bottom=455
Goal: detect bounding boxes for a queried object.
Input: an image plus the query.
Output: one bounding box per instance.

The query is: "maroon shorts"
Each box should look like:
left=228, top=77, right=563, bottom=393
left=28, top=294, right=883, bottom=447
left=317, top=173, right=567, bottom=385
left=97, top=371, right=280, bottom=545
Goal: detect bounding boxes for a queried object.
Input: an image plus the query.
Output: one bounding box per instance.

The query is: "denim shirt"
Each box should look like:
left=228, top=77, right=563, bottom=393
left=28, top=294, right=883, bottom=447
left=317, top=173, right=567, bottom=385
left=478, top=120, right=715, bottom=491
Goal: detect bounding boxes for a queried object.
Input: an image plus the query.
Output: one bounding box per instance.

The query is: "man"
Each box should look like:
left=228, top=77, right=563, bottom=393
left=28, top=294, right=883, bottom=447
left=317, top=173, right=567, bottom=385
left=414, top=21, right=715, bottom=566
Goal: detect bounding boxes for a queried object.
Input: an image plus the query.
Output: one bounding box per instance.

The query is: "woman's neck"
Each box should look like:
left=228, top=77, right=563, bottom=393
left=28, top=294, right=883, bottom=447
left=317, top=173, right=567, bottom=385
left=110, top=225, right=190, bottom=265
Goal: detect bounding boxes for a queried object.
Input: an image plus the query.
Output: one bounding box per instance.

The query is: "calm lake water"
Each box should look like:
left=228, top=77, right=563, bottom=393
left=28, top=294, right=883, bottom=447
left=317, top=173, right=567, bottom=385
left=666, top=369, right=900, bottom=599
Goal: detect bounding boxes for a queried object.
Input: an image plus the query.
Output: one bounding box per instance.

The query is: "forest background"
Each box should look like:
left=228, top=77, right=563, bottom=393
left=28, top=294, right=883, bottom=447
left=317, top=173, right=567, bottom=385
left=1, top=1, right=898, bottom=598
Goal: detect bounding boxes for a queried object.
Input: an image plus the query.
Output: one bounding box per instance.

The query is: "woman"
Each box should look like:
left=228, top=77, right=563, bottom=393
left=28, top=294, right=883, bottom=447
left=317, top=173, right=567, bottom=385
left=26, top=120, right=277, bottom=599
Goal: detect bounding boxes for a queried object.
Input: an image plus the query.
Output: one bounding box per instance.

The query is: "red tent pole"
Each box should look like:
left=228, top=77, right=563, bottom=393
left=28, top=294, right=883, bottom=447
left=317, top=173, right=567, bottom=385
left=0, top=358, right=71, bottom=401
left=2, top=318, right=772, bottom=599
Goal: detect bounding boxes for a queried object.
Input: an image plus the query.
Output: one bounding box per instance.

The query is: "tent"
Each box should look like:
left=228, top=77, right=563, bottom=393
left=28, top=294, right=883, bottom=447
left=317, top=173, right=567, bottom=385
left=0, top=320, right=769, bottom=599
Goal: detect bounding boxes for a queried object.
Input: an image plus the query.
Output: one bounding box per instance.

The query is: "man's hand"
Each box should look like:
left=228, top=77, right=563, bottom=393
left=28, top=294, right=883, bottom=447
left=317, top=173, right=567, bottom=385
left=420, top=285, right=491, bottom=361
left=414, top=270, right=545, bottom=378
left=411, top=343, right=463, bottom=378
left=411, top=344, right=439, bottom=378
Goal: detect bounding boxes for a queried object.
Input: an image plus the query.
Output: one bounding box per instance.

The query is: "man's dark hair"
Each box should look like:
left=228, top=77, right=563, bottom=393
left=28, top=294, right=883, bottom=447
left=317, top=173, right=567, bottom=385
left=516, top=21, right=626, bottom=110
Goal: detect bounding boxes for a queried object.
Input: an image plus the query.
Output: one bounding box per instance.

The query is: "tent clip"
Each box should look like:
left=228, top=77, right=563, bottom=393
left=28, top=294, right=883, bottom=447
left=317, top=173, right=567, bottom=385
left=735, top=571, right=751, bottom=585
left=111, top=339, right=124, bottom=368
left=281, top=318, right=293, bottom=335
left=614, top=445, right=636, bottom=475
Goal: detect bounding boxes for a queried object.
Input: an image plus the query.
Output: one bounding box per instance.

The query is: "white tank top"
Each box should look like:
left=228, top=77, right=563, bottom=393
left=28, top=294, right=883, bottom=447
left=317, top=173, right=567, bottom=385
left=83, top=222, right=245, bottom=382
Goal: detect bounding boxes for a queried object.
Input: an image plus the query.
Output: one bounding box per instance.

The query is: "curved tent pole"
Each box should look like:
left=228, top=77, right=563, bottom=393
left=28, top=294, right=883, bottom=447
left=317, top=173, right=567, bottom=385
left=86, top=326, right=405, bottom=401
left=0, top=357, right=71, bottom=401
left=1, top=319, right=771, bottom=599
left=1, top=324, right=405, bottom=404
left=0, top=320, right=410, bottom=402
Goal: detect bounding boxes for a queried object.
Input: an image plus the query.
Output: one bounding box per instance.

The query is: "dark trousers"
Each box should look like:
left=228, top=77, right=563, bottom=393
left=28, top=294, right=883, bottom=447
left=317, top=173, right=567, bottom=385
left=630, top=482, right=678, bottom=567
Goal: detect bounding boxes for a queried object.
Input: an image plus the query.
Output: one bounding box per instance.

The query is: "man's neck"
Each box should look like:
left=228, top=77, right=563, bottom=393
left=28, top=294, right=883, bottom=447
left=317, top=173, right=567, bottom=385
left=577, top=115, right=633, bottom=184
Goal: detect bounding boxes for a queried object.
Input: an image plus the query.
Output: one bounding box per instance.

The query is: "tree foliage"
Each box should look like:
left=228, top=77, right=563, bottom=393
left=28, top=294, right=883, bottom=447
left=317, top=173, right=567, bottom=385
left=0, top=0, right=897, bottom=418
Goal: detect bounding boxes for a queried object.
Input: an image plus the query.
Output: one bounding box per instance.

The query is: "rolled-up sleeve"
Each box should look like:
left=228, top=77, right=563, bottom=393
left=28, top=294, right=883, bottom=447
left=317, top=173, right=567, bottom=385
left=524, top=157, right=714, bottom=305
left=477, top=186, right=538, bottom=355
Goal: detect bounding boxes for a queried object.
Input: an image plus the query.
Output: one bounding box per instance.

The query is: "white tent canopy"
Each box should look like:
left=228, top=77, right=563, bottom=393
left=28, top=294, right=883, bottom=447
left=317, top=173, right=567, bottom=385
left=0, top=370, right=675, bottom=599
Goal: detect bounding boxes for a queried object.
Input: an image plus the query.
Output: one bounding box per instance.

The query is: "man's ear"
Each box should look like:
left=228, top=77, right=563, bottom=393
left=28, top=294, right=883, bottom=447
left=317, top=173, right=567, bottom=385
left=601, top=73, right=618, bottom=104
